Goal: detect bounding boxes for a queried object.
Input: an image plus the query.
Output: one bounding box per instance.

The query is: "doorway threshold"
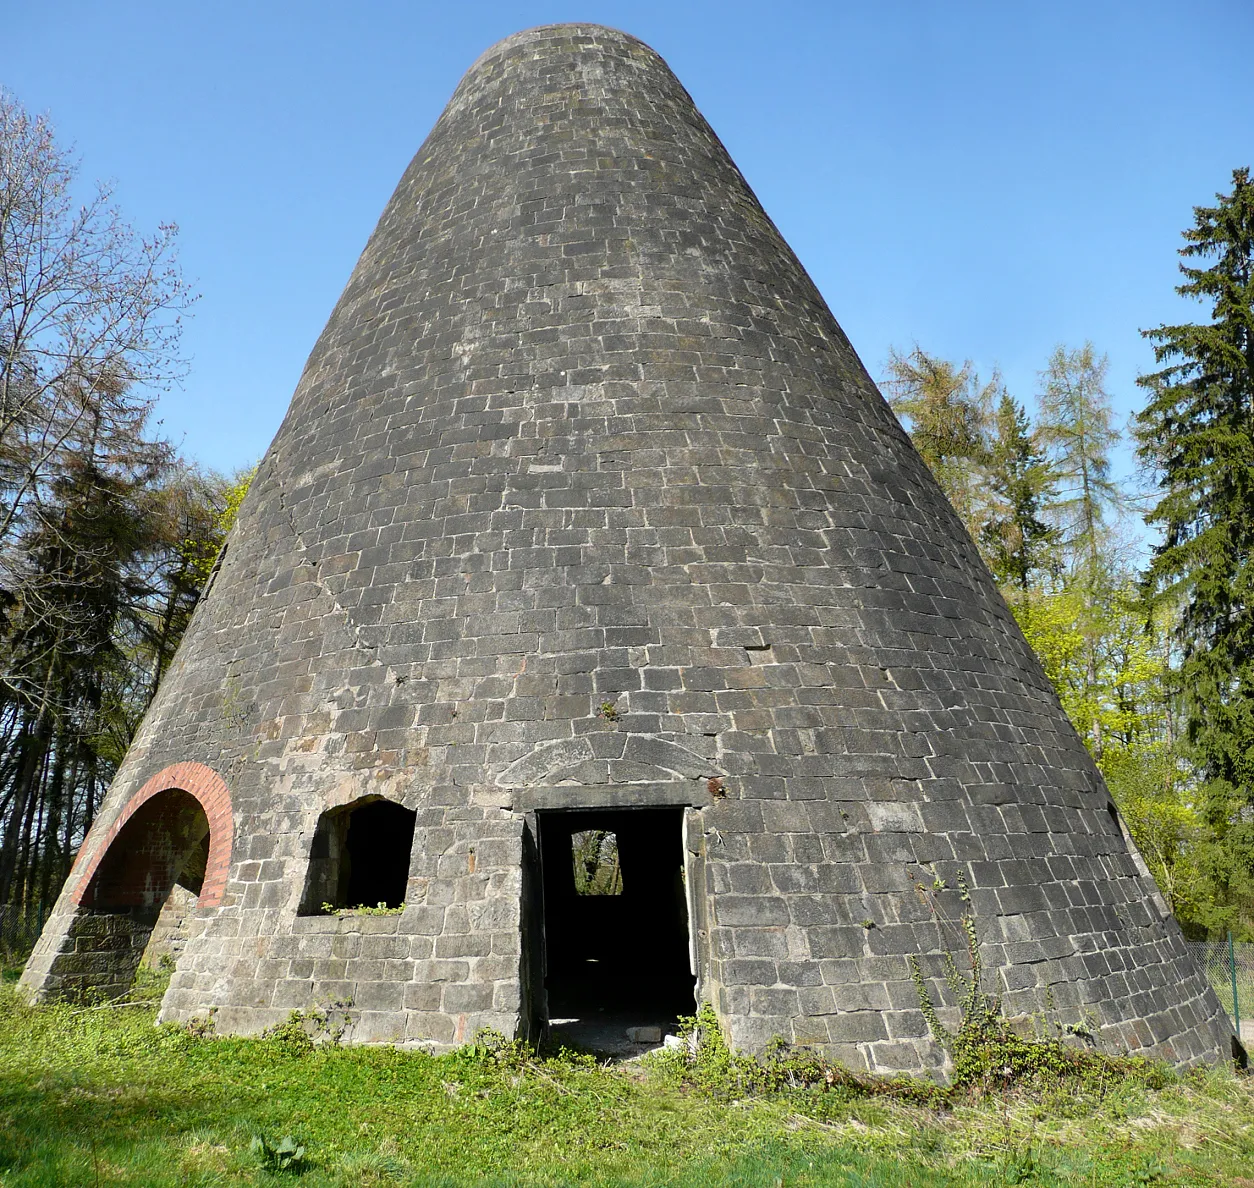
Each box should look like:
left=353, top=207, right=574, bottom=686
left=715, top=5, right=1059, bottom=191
left=548, top=1009, right=679, bottom=1060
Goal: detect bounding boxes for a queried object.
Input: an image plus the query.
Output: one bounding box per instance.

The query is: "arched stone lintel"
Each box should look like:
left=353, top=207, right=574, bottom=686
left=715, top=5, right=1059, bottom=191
left=69, top=762, right=234, bottom=909
left=496, top=735, right=721, bottom=788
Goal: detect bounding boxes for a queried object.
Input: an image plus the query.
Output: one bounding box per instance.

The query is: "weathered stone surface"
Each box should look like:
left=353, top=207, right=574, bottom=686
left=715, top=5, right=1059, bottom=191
left=20, top=22, right=1237, bottom=1074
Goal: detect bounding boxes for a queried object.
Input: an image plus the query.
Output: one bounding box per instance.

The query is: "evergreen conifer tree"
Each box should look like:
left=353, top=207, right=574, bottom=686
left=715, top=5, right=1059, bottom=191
left=981, top=391, right=1058, bottom=595
left=1136, top=167, right=1254, bottom=931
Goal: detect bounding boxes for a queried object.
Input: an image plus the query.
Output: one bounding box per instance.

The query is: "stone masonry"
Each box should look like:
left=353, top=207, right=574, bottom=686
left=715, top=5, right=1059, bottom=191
left=21, top=24, right=1239, bottom=1075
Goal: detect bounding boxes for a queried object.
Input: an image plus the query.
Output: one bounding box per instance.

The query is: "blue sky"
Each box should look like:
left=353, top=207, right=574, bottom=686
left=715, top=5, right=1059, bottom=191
left=9, top=1, right=1253, bottom=495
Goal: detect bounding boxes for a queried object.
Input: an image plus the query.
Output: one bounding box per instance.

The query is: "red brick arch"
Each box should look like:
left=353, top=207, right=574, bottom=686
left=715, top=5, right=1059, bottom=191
left=71, top=762, right=234, bottom=908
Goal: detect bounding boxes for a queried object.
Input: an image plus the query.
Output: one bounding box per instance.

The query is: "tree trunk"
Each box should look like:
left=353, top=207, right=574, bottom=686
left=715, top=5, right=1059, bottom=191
left=0, top=713, right=50, bottom=906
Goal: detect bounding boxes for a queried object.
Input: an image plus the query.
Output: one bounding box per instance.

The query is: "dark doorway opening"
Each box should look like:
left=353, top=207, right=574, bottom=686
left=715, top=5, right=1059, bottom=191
left=72, top=788, right=211, bottom=999
left=538, top=807, right=694, bottom=1050
left=300, top=798, right=416, bottom=913
left=84, top=790, right=210, bottom=913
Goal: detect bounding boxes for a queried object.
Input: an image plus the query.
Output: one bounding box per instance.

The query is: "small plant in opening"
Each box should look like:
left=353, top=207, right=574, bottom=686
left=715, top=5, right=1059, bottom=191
left=597, top=700, right=619, bottom=721
left=321, top=901, right=406, bottom=916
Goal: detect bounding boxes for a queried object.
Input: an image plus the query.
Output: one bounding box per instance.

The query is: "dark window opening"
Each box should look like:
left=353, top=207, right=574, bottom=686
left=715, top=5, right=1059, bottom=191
left=539, top=807, right=694, bottom=1036
left=299, top=798, right=416, bottom=914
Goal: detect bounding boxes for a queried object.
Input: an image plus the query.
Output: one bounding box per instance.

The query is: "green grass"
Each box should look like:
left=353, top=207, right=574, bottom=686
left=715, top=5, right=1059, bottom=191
left=0, top=973, right=1250, bottom=1186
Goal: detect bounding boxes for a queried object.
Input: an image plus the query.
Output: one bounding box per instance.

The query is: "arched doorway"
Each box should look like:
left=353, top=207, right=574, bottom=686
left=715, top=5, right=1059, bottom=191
left=38, top=762, right=233, bottom=1000
left=82, top=788, right=211, bottom=911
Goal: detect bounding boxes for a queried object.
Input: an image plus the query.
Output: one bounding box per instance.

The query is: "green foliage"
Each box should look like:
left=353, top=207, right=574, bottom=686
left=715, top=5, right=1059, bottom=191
left=570, top=829, right=622, bottom=895
left=0, top=979, right=1250, bottom=1186
left=1016, top=564, right=1254, bottom=937
left=181, top=465, right=255, bottom=591
left=1102, top=745, right=1210, bottom=923
left=448, top=1026, right=540, bottom=1072
left=981, top=392, right=1059, bottom=593
left=320, top=901, right=405, bottom=916
left=1011, top=578, right=1171, bottom=762
left=1037, top=342, right=1121, bottom=578
left=250, top=1133, right=307, bottom=1174
left=1137, top=166, right=1254, bottom=939
left=883, top=346, right=997, bottom=544
left=647, top=1003, right=760, bottom=1099
left=260, top=1001, right=354, bottom=1054
left=649, top=1002, right=944, bottom=1109
left=907, top=875, right=1173, bottom=1095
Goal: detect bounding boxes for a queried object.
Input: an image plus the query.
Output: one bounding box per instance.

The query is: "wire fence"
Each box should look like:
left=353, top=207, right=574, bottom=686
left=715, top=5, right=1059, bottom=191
left=0, top=904, right=46, bottom=962
left=1185, top=937, right=1253, bottom=1040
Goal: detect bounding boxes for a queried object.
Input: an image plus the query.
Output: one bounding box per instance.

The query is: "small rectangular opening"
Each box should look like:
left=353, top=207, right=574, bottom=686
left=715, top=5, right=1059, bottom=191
left=537, top=806, right=695, bottom=1053
left=299, top=798, right=416, bottom=914
left=571, top=829, right=623, bottom=895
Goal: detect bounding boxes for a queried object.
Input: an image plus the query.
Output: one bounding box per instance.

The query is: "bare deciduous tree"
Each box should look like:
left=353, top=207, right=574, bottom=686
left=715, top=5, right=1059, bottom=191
left=0, top=88, right=195, bottom=555
left=0, top=89, right=209, bottom=930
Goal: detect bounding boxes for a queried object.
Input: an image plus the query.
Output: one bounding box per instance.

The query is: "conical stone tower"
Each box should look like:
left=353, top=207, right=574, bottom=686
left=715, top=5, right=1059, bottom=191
left=22, top=24, right=1237, bottom=1074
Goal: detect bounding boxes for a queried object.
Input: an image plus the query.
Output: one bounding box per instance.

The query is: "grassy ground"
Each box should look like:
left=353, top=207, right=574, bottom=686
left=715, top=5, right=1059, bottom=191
left=0, top=971, right=1250, bottom=1187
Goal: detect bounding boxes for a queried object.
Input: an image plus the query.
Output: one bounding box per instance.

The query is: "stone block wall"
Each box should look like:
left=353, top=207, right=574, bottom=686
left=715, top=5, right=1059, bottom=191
left=29, top=910, right=159, bottom=1002
left=140, top=885, right=199, bottom=971
left=157, top=806, right=525, bottom=1046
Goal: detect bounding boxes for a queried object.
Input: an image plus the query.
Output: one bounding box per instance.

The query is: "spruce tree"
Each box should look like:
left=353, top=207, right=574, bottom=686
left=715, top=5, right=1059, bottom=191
left=1136, top=167, right=1254, bottom=930
left=981, top=391, right=1058, bottom=595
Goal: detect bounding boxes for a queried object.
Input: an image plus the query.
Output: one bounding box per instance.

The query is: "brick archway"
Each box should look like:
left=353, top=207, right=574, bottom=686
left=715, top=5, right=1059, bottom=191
left=70, top=762, right=233, bottom=909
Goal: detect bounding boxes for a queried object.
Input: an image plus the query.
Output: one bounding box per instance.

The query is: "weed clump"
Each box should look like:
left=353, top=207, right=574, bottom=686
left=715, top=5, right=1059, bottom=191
left=648, top=1003, right=945, bottom=1112
left=448, top=1026, right=539, bottom=1072
left=908, top=871, right=1174, bottom=1096
left=249, top=1133, right=307, bottom=1174
left=260, top=1000, right=354, bottom=1054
